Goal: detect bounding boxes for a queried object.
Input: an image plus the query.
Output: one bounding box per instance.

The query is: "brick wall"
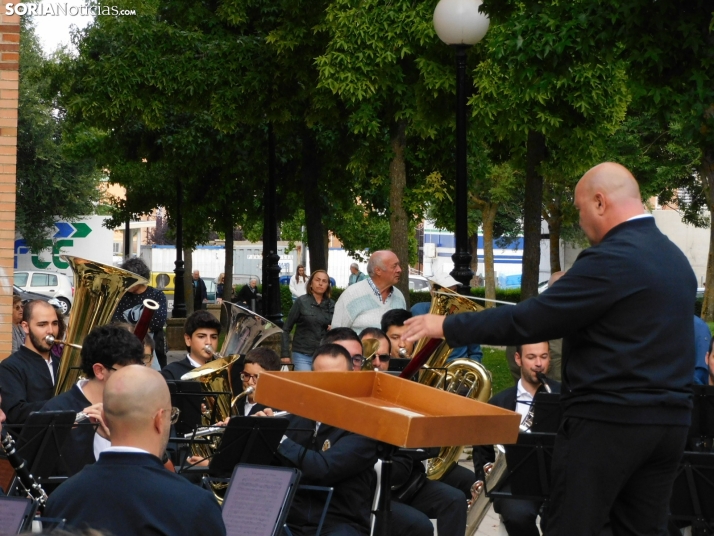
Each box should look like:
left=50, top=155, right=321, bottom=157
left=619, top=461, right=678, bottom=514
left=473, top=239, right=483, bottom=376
left=0, top=6, right=19, bottom=359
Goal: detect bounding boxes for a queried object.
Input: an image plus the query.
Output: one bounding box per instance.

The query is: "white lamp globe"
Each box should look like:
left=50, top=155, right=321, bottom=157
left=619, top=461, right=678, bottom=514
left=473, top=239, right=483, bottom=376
left=433, top=0, right=490, bottom=46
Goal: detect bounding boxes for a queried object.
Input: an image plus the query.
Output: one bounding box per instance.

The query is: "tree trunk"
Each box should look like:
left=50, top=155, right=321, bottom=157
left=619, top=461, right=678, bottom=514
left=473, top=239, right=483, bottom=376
left=701, top=153, right=714, bottom=321
left=522, top=130, right=546, bottom=299
left=482, top=203, right=498, bottom=309
left=222, top=220, right=234, bottom=329
left=546, top=192, right=562, bottom=273
left=389, top=120, right=410, bottom=307
left=302, top=129, right=328, bottom=271
left=469, top=232, right=479, bottom=287
left=183, top=247, right=194, bottom=315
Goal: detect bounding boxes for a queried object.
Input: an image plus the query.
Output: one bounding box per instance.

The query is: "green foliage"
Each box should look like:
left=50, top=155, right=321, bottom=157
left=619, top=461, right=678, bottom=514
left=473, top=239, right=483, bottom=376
left=280, top=285, right=294, bottom=320
left=482, top=347, right=514, bottom=395
left=17, top=19, right=103, bottom=251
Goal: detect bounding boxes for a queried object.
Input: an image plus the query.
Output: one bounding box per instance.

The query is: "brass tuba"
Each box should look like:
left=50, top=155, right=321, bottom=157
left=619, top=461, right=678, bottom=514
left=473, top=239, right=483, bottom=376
left=55, top=256, right=147, bottom=395
left=412, top=286, right=492, bottom=480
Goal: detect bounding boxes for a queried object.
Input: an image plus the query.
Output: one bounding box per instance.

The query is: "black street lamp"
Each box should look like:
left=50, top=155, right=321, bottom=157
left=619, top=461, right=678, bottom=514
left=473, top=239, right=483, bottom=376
left=172, top=178, right=187, bottom=319
left=262, top=123, right=283, bottom=326
left=433, top=0, right=489, bottom=295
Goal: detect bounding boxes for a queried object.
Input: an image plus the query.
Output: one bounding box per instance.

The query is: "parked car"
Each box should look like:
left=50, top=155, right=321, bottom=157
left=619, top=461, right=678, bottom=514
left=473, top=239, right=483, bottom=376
left=408, top=275, right=430, bottom=291
left=13, top=285, right=62, bottom=309
left=14, top=271, right=74, bottom=315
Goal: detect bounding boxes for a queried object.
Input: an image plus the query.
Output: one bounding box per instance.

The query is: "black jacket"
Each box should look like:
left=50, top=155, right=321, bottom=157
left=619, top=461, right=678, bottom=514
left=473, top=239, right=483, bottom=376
left=160, top=357, right=195, bottom=381
left=444, top=218, right=696, bottom=426
left=0, top=346, right=59, bottom=425
left=41, top=384, right=97, bottom=476
left=44, top=451, right=225, bottom=536
left=278, top=416, right=378, bottom=535
left=281, top=294, right=335, bottom=357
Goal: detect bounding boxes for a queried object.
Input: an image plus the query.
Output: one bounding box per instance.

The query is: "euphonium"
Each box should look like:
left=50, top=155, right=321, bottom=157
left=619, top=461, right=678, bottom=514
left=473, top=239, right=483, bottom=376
left=180, top=302, right=283, bottom=503
left=55, top=256, right=148, bottom=395
left=412, top=286, right=492, bottom=481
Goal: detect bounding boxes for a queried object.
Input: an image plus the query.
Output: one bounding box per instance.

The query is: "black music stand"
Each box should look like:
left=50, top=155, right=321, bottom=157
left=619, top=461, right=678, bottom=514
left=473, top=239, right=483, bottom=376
left=9, top=411, right=75, bottom=493
left=167, top=381, right=206, bottom=436
left=387, top=358, right=410, bottom=372
left=689, top=385, right=714, bottom=451
left=490, top=432, right=555, bottom=502
left=530, top=393, right=562, bottom=434
left=669, top=452, right=714, bottom=532
left=208, top=416, right=289, bottom=476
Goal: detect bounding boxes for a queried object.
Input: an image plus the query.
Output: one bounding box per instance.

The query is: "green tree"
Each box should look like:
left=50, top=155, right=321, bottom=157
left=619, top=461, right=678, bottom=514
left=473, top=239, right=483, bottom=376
left=17, top=19, right=102, bottom=252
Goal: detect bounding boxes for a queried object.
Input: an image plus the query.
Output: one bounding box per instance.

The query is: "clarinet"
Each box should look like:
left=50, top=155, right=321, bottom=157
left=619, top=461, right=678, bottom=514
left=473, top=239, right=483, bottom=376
left=1, top=431, right=48, bottom=506
left=519, top=372, right=551, bottom=432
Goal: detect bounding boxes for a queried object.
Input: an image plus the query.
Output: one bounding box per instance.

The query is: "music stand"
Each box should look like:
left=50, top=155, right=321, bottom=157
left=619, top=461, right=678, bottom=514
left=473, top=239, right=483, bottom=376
left=669, top=452, right=714, bottom=531
left=490, top=432, right=555, bottom=502
left=530, top=393, right=561, bottom=434
left=0, top=496, right=36, bottom=535
left=167, top=381, right=205, bottom=436
left=207, top=417, right=289, bottom=476
left=221, top=464, right=301, bottom=536
left=10, top=411, right=75, bottom=491
left=689, top=386, right=714, bottom=450
left=387, top=358, right=410, bottom=372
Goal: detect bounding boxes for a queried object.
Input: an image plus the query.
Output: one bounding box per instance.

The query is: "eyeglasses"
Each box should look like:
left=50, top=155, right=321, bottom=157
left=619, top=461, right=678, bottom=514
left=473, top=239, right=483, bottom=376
left=109, top=366, right=119, bottom=372
left=142, top=354, right=153, bottom=366
left=240, top=373, right=259, bottom=383
left=374, top=354, right=391, bottom=363
left=169, top=407, right=180, bottom=424
left=351, top=355, right=365, bottom=367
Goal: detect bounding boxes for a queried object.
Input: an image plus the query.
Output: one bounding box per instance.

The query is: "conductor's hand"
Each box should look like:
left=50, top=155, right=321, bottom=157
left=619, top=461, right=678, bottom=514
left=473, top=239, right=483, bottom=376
left=403, top=314, right=446, bottom=343
left=254, top=408, right=275, bottom=417
left=82, top=403, right=110, bottom=440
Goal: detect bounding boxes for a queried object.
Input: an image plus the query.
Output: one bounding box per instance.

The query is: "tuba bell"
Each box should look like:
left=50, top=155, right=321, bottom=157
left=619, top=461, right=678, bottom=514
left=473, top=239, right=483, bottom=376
left=412, top=286, right=493, bottom=481
left=180, top=302, right=283, bottom=502
left=55, top=256, right=147, bottom=395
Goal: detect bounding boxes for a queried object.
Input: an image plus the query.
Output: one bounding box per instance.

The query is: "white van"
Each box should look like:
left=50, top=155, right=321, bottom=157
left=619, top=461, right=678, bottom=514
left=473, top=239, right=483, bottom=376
left=14, top=271, right=74, bottom=314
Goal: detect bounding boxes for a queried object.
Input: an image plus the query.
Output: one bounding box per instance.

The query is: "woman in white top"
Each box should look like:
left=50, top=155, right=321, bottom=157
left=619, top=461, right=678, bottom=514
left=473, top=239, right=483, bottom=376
left=289, top=265, right=308, bottom=300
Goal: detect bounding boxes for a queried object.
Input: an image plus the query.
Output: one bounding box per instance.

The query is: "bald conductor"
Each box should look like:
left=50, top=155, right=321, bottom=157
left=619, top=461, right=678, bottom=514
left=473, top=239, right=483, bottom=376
left=403, top=163, right=697, bottom=535
left=44, top=366, right=226, bottom=535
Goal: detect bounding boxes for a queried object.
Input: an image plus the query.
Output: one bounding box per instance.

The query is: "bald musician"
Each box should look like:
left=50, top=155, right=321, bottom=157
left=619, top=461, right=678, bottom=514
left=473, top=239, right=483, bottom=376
left=403, top=163, right=697, bottom=536
left=44, top=365, right=226, bottom=535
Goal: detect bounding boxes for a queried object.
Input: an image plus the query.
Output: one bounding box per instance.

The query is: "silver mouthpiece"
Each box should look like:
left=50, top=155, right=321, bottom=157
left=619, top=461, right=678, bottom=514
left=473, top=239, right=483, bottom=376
left=45, top=335, right=56, bottom=345
left=536, top=372, right=551, bottom=393
left=398, top=347, right=410, bottom=359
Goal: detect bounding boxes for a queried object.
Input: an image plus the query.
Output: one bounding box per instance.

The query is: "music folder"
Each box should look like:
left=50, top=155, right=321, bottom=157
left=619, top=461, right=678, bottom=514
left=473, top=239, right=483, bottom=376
left=0, top=496, right=35, bottom=535
left=222, top=464, right=301, bottom=536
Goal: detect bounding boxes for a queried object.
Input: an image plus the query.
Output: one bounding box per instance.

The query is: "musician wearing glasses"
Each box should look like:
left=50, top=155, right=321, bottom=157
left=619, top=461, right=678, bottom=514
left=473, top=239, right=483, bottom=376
left=0, top=300, right=60, bottom=426
left=258, top=344, right=379, bottom=536
left=40, top=325, right=145, bottom=476
left=160, top=310, right=221, bottom=380
left=403, top=163, right=696, bottom=535
left=235, top=348, right=281, bottom=416
left=44, top=365, right=226, bottom=535
left=473, top=342, right=561, bottom=536
left=359, top=328, right=391, bottom=371
left=322, top=327, right=365, bottom=371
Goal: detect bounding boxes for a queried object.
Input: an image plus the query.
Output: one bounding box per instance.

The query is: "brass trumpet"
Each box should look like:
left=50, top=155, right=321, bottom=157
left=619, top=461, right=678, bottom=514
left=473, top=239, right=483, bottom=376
left=45, top=335, right=82, bottom=350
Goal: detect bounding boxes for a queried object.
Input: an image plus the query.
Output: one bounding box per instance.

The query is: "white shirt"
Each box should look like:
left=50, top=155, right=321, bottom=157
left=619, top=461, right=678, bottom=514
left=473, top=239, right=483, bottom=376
left=76, top=379, right=112, bottom=460
left=103, top=446, right=151, bottom=455
left=627, top=213, right=653, bottom=221
left=46, top=357, right=54, bottom=384
left=289, top=277, right=307, bottom=298
left=244, top=401, right=257, bottom=416
left=515, top=379, right=535, bottom=425
left=187, top=354, right=202, bottom=368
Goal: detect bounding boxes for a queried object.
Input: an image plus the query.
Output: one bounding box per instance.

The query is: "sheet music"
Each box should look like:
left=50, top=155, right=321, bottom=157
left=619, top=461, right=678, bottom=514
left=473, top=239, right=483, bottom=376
left=222, top=466, right=294, bottom=536
left=0, top=497, right=31, bottom=536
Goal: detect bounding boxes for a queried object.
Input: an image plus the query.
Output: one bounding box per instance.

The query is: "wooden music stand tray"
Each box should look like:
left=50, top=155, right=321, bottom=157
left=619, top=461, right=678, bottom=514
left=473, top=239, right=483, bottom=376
left=255, top=371, right=520, bottom=535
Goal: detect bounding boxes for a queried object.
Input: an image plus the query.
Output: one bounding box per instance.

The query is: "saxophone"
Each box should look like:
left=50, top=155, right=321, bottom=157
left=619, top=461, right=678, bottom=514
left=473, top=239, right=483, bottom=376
left=1, top=431, right=48, bottom=506
left=466, top=371, right=552, bottom=535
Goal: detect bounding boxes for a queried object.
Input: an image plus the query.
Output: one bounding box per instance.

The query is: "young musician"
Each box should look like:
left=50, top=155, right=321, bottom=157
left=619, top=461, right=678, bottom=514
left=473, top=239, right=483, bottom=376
left=41, top=325, right=145, bottom=475
left=235, top=347, right=281, bottom=416
left=160, top=310, right=221, bottom=380
left=0, top=300, right=60, bottom=425
left=473, top=342, right=561, bottom=536
left=381, top=309, right=415, bottom=359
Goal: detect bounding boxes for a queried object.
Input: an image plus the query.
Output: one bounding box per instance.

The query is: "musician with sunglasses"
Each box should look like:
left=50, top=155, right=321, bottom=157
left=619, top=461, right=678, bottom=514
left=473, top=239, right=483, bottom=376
left=359, top=328, right=392, bottom=371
